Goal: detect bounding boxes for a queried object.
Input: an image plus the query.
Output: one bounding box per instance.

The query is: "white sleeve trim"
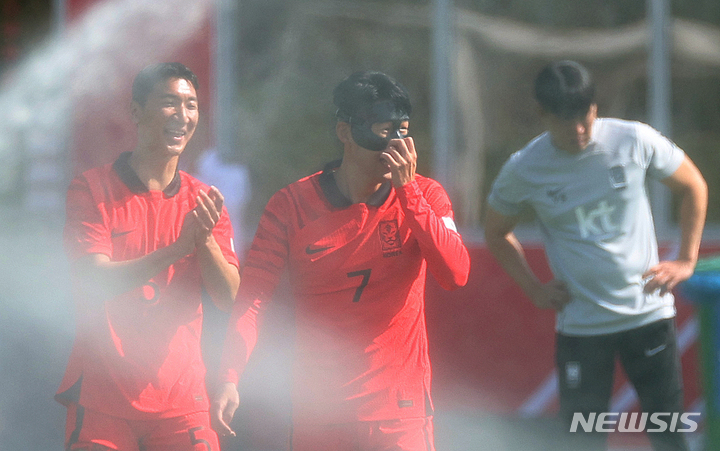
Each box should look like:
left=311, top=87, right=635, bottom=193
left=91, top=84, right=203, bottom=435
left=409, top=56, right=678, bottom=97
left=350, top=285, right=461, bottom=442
left=442, top=216, right=458, bottom=232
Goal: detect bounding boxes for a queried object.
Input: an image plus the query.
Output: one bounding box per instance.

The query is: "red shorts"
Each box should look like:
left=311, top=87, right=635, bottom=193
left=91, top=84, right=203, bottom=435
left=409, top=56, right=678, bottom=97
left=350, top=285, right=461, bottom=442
left=292, top=417, right=435, bottom=451
left=64, top=404, right=219, bottom=451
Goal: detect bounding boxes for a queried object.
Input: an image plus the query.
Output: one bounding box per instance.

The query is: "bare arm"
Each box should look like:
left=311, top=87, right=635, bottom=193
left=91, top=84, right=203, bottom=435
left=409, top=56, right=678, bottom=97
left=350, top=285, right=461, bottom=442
left=197, top=235, right=239, bottom=312
left=644, top=156, right=708, bottom=294
left=195, top=187, right=240, bottom=312
left=484, top=206, right=570, bottom=310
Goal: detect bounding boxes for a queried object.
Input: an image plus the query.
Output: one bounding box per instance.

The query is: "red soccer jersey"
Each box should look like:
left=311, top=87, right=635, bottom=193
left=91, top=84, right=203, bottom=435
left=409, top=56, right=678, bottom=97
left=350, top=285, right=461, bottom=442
left=57, top=152, right=239, bottom=420
left=221, top=161, right=469, bottom=425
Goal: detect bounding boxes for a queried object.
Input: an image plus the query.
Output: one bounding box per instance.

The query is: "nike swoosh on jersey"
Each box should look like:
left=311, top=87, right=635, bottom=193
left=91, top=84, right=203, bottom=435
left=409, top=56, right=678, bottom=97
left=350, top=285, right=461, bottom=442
left=644, top=344, right=667, bottom=357
left=111, top=228, right=135, bottom=238
left=305, top=244, right=333, bottom=254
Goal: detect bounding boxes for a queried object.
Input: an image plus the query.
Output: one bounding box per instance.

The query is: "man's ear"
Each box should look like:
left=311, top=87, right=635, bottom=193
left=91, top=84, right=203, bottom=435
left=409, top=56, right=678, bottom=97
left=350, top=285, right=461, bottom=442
left=336, top=121, right=352, bottom=144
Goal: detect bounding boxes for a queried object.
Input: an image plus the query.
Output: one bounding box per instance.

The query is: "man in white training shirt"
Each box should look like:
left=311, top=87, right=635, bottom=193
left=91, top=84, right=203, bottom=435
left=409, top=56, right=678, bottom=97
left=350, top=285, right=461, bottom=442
left=485, top=60, right=707, bottom=451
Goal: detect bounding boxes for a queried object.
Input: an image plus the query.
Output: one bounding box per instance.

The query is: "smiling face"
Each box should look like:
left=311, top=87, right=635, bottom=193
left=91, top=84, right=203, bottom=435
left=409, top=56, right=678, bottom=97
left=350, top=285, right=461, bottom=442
left=131, top=77, right=198, bottom=157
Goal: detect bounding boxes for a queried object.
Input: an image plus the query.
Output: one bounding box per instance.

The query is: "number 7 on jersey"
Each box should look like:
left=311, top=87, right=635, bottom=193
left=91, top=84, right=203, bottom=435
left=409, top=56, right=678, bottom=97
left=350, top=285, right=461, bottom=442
left=347, top=269, right=371, bottom=303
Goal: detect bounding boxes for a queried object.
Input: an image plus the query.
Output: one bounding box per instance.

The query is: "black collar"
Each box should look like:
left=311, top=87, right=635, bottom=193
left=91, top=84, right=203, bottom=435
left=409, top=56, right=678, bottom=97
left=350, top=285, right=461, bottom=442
left=318, top=159, right=391, bottom=208
left=112, top=152, right=181, bottom=197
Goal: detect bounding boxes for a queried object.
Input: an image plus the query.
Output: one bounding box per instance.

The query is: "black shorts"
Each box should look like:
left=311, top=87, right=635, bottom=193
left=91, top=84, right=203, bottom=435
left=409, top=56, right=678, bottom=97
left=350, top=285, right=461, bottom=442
left=555, top=318, right=688, bottom=451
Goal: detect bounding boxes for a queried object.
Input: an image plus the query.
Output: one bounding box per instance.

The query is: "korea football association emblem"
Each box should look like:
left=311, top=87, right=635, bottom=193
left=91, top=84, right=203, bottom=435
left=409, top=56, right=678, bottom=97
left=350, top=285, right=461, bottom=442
left=609, top=165, right=627, bottom=190
left=378, top=219, right=402, bottom=257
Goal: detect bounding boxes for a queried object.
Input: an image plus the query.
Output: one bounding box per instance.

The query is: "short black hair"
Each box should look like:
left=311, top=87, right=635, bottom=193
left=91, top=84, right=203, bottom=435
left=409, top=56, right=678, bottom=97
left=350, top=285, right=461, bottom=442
left=132, top=62, right=199, bottom=106
left=333, top=71, right=412, bottom=123
left=534, top=60, right=595, bottom=119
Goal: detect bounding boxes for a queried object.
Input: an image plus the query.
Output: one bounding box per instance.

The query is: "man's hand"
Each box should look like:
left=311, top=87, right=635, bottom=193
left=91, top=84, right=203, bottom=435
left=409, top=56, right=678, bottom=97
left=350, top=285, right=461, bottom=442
left=643, top=260, right=696, bottom=296
left=530, top=280, right=571, bottom=311
left=207, top=185, right=225, bottom=212
left=176, top=209, right=201, bottom=256
left=382, top=137, right=417, bottom=187
left=193, top=186, right=224, bottom=244
left=211, top=382, right=239, bottom=437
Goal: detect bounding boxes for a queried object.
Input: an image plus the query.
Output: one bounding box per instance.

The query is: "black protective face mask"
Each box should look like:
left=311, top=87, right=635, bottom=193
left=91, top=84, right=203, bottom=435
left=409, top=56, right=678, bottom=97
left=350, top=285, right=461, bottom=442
left=344, top=101, right=410, bottom=152
left=351, top=122, right=406, bottom=152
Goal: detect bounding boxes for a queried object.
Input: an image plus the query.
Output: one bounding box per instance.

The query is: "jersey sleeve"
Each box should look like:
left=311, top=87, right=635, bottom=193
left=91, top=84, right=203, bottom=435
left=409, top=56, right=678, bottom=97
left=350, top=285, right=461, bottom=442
left=219, top=189, right=291, bottom=385
left=486, top=152, right=529, bottom=217
left=636, top=123, right=686, bottom=180
left=63, top=175, right=112, bottom=261
left=396, top=178, right=470, bottom=290
left=213, top=205, right=240, bottom=269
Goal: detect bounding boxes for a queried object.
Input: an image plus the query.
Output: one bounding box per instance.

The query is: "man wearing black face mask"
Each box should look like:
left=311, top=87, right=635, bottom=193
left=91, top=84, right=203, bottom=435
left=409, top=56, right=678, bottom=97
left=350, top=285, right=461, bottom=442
left=212, top=71, right=470, bottom=451
left=337, top=99, right=410, bottom=152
